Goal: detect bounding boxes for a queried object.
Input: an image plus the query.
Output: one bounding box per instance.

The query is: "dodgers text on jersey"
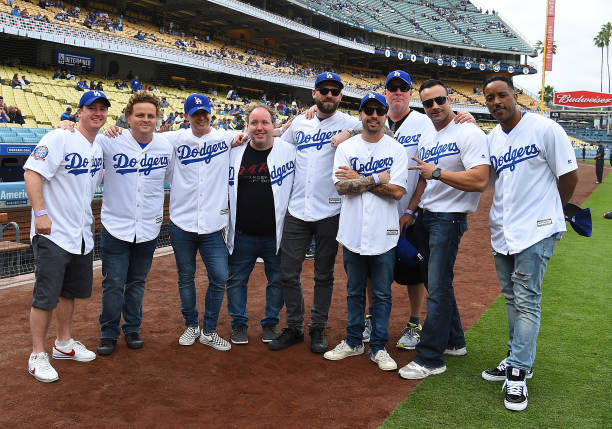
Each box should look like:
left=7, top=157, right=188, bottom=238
left=176, top=141, right=229, bottom=165
left=349, top=156, right=393, bottom=176
left=396, top=133, right=421, bottom=147
left=295, top=129, right=342, bottom=151
left=112, top=152, right=170, bottom=175
left=65, top=152, right=103, bottom=176
left=490, top=144, right=540, bottom=175
left=269, top=160, right=295, bottom=186
left=419, top=141, right=460, bottom=164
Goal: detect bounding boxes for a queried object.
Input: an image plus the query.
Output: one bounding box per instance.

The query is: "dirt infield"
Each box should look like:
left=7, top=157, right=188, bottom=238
left=0, top=163, right=604, bottom=428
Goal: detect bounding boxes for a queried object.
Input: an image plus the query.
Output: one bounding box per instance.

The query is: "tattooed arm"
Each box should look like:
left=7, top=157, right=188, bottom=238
left=335, top=175, right=377, bottom=195
left=370, top=183, right=405, bottom=200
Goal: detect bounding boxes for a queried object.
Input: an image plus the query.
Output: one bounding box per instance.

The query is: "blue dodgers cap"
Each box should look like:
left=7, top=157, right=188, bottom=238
left=564, top=203, right=592, bottom=237
left=396, top=228, right=423, bottom=266
left=359, top=92, right=389, bottom=111
left=184, top=93, right=211, bottom=115
left=78, top=90, right=111, bottom=108
left=385, top=70, right=412, bottom=88
left=314, top=71, right=344, bottom=90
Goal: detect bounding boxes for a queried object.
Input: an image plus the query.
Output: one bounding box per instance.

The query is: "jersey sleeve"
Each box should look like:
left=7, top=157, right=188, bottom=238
left=542, top=121, right=577, bottom=178
left=389, top=142, right=408, bottom=191
left=23, top=131, right=65, bottom=180
left=459, top=125, right=490, bottom=170
left=280, top=118, right=297, bottom=145
left=332, top=144, right=350, bottom=184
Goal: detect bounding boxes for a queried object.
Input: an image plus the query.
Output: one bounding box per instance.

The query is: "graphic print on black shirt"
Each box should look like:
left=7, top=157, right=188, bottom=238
left=236, top=144, right=276, bottom=236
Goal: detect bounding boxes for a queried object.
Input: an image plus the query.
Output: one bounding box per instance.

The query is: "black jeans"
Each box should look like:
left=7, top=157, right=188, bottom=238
left=280, top=212, right=339, bottom=330
left=596, top=159, right=604, bottom=182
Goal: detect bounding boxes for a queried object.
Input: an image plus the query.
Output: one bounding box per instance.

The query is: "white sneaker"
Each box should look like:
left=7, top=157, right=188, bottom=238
left=199, top=331, right=231, bottom=351
left=28, top=352, right=59, bottom=383
left=370, top=349, right=397, bottom=371
left=444, top=346, right=467, bottom=356
left=52, top=339, right=96, bottom=362
left=323, top=340, right=364, bottom=361
left=179, top=326, right=201, bottom=346
left=398, top=361, right=446, bottom=380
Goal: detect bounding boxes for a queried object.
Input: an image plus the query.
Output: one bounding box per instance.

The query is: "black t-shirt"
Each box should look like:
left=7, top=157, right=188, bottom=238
left=387, top=110, right=411, bottom=134
left=236, top=144, right=276, bottom=236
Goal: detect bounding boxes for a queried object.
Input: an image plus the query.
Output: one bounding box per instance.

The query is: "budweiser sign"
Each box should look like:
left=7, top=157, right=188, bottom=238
left=553, top=91, right=612, bottom=108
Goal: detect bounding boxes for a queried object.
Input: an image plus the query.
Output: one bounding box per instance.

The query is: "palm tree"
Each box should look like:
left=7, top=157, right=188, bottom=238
left=534, top=40, right=557, bottom=55
left=538, top=85, right=555, bottom=104
left=594, top=31, right=605, bottom=92
left=601, top=22, right=611, bottom=92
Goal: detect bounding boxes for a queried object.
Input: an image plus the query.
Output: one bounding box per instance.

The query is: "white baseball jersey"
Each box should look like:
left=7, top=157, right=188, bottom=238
left=488, top=112, right=577, bottom=255
left=227, top=139, right=296, bottom=254
left=333, top=134, right=408, bottom=255
left=97, top=132, right=173, bottom=243
left=166, top=127, right=237, bottom=234
left=417, top=120, right=489, bottom=213
left=389, top=110, right=436, bottom=214
left=282, top=111, right=360, bottom=221
left=24, top=129, right=103, bottom=254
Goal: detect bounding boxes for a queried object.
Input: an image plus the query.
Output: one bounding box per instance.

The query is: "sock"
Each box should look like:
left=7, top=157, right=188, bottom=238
left=409, top=316, right=420, bottom=326
left=55, top=338, right=73, bottom=348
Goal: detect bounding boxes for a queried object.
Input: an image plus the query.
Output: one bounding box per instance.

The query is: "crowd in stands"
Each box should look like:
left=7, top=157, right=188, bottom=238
left=0, top=95, right=24, bottom=124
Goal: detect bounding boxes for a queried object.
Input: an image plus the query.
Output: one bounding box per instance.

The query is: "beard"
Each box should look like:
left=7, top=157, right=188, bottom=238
left=316, top=98, right=340, bottom=114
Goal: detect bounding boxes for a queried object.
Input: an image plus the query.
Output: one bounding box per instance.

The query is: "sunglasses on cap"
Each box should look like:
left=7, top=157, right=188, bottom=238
left=386, top=84, right=411, bottom=93
left=317, top=87, right=341, bottom=96
left=361, top=105, right=388, bottom=116
left=422, top=96, right=448, bottom=108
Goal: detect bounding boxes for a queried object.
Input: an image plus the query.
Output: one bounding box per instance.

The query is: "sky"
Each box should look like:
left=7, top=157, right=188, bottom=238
left=471, top=0, right=612, bottom=96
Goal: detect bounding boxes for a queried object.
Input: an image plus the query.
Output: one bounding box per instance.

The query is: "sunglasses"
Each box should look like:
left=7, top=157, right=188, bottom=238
left=422, top=96, right=448, bottom=108
left=361, top=105, right=388, bottom=116
left=317, top=87, right=341, bottom=96
left=386, top=84, right=411, bottom=93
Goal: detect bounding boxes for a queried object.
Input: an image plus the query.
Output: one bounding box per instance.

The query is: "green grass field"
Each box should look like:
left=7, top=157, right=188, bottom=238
left=382, top=181, right=612, bottom=429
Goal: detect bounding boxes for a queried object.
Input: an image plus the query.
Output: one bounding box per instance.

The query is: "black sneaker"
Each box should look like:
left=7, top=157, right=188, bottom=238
left=231, top=324, right=249, bottom=345
left=482, top=355, right=534, bottom=382
left=268, top=327, right=304, bottom=351
left=309, top=327, right=328, bottom=354
left=261, top=324, right=278, bottom=343
left=503, top=366, right=528, bottom=411
left=97, top=338, right=116, bottom=356
left=125, top=332, right=144, bottom=349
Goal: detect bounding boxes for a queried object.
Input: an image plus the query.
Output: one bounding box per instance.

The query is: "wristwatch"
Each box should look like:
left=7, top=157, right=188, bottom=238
left=432, top=168, right=442, bottom=180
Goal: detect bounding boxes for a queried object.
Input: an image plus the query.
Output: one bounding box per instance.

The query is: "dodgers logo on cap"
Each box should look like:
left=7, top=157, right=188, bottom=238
left=184, top=93, right=211, bottom=116
left=359, top=92, right=388, bottom=111
left=385, top=70, right=413, bottom=88
left=78, top=90, right=111, bottom=108
left=314, top=71, right=344, bottom=90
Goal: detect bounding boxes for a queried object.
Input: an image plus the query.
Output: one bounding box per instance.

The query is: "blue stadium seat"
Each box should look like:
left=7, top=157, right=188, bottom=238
left=1, top=136, right=23, bottom=143
left=21, top=137, right=40, bottom=143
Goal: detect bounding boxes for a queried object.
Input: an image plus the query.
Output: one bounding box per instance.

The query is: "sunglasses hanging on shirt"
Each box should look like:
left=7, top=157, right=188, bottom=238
left=422, top=96, right=448, bottom=108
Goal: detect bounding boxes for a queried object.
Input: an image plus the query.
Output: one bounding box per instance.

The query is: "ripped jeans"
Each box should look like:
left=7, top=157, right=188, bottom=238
left=493, top=233, right=560, bottom=371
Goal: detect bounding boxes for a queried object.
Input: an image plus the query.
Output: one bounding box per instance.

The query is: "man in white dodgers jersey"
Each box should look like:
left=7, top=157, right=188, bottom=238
left=324, top=92, right=407, bottom=371
left=399, top=79, right=490, bottom=380
left=268, top=72, right=361, bottom=353
left=481, top=76, right=577, bottom=412
left=226, top=104, right=296, bottom=345
left=95, top=92, right=174, bottom=356
left=23, top=90, right=107, bottom=382
left=331, top=70, right=474, bottom=350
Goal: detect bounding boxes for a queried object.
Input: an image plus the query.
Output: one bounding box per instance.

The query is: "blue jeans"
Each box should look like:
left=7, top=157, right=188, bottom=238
left=169, top=221, right=228, bottom=333
left=414, top=211, right=467, bottom=368
left=493, top=234, right=558, bottom=371
left=343, top=247, right=395, bottom=354
left=99, top=227, right=157, bottom=339
left=226, top=231, right=283, bottom=328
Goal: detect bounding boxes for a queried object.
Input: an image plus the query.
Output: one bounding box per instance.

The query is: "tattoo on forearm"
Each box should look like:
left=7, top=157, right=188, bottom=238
left=371, top=184, right=400, bottom=199
left=335, top=175, right=375, bottom=194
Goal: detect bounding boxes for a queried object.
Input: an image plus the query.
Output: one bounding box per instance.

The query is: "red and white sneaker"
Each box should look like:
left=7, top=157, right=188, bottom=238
left=28, top=352, right=59, bottom=383
left=52, top=339, right=97, bottom=362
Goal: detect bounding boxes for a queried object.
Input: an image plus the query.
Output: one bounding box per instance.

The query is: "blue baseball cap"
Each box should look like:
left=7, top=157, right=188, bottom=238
left=564, top=203, right=592, bottom=237
left=78, top=90, right=111, bottom=108
left=385, top=70, right=412, bottom=88
left=184, top=94, right=211, bottom=116
left=396, top=228, right=423, bottom=266
left=359, top=92, right=388, bottom=111
left=314, top=72, right=344, bottom=90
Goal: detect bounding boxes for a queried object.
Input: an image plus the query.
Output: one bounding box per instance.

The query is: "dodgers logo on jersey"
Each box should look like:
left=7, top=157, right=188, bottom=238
left=396, top=133, right=421, bottom=148
left=490, top=144, right=540, bottom=174
left=31, top=145, right=49, bottom=161
left=228, top=166, right=235, bottom=186
left=419, top=141, right=460, bottom=164
left=270, top=160, right=295, bottom=186
left=64, top=152, right=91, bottom=175
left=349, top=156, right=393, bottom=176
left=177, top=141, right=229, bottom=165
left=295, top=129, right=342, bottom=151
left=113, top=153, right=169, bottom=175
